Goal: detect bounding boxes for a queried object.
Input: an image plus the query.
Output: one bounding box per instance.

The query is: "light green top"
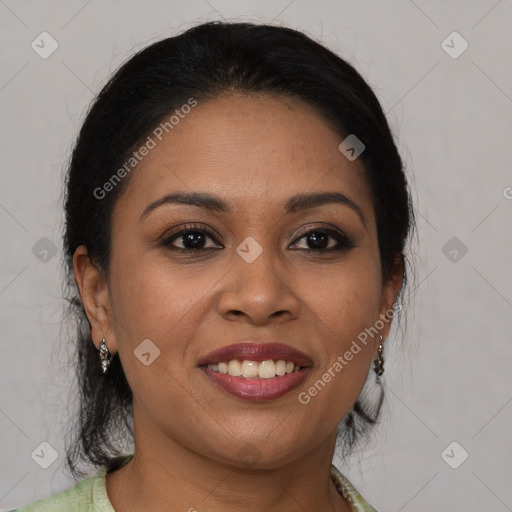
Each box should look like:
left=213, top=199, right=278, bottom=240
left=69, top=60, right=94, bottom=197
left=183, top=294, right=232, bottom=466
left=10, top=454, right=378, bottom=512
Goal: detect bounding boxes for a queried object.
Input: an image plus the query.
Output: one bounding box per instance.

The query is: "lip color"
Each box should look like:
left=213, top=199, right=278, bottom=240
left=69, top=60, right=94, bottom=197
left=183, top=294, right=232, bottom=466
left=200, top=366, right=310, bottom=401
left=197, top=342, right=313, bottom=367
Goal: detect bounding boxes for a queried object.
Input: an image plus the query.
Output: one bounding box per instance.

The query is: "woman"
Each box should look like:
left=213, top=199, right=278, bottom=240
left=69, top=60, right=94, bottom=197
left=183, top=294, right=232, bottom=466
left=11, top=21, right=414, bottom=512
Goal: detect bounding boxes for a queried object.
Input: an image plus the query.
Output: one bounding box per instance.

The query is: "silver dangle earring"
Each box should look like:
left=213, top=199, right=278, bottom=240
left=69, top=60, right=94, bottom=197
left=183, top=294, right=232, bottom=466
left=99, top=338, right=111, bottom=374
left=373, top=333, right=384, bottom=379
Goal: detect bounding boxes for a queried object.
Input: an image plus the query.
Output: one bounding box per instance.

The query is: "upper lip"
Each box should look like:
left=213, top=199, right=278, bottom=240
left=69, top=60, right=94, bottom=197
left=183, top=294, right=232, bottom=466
left=197, top=342, right=313, bottom=367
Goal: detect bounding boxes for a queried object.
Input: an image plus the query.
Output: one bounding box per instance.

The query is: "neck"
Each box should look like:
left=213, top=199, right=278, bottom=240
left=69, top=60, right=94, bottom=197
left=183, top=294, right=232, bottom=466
left=106, top=411, right=352, bottom=512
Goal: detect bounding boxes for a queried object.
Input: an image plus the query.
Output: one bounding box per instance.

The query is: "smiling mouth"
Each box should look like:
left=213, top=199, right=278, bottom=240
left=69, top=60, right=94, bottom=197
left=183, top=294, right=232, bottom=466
left=202, top=359, right=303, bottom=379
left=199, top=358, right=311, bottom=401
left=197, top=342, right=313, bottom=400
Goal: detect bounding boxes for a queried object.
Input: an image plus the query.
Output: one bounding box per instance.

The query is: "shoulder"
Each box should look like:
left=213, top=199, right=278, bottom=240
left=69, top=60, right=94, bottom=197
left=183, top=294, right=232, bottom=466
left=8, top=454, right=134, bottom=512
left=330, top=464, right=380, bottom=512
left=8, top=466, right=108, bottom=512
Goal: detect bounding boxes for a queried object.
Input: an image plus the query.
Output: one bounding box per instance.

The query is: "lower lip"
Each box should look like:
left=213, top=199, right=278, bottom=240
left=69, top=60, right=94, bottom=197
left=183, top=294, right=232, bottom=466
left=200, top=367, right=310, bottom=401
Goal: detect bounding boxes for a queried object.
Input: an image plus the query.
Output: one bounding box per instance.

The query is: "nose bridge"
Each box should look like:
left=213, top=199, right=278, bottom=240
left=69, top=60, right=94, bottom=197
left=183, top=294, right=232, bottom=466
left=218, top=235, right=299, bottom=323
left=235, top=235, right=283, bottom=296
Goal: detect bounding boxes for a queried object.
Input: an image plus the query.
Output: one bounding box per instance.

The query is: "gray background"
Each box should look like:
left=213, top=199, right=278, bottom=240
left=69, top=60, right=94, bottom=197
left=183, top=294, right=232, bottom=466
left=1, top=1, right=511, bottom=510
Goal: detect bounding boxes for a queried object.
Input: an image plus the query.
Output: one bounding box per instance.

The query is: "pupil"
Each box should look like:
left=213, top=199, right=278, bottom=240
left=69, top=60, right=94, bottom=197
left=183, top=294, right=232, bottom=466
left=308, top=232, right=328, bottom=249
left=184, top=232, right=205, bottom=249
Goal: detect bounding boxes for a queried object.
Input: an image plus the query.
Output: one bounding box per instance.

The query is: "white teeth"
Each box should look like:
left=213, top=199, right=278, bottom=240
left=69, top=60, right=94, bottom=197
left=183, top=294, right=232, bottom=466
left=275, top=359, right=287, bottom=375
left=241, top=360, right=259, bottom=378
left=218, top=362, right=229, bottom=374
left=228, top=360, right=242, bottom=377
left=207, top=359, right=303, bottom=379
left=258, top=360, right=276, bottom=379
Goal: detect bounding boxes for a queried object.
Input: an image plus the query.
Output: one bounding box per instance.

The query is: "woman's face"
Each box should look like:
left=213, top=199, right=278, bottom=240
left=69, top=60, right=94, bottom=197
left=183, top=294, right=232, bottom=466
left=79, top=93, right=401, bottom=468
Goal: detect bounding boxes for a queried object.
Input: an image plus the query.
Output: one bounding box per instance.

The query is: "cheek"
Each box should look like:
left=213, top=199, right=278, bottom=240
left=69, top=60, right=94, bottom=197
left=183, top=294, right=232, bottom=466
left=107, top=250, right=231, bottom=397
left=107, top=255, right=206, bottom=413
left=298, top=253, right=383, bottom=341
left=293, top=254, right=383, bottom=408
left=109, top=253, right=214, bottom=339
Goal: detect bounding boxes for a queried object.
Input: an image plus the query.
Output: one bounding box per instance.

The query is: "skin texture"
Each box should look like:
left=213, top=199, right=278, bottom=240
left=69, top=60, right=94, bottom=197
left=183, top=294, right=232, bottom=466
left=73, top=93, right=403, bottom=512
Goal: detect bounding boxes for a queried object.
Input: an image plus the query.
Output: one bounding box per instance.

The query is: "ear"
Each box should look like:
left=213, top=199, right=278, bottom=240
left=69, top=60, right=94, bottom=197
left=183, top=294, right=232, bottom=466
left=73, top=245, right=117, bottom=354
left=376, top=255, right=404, bottom=341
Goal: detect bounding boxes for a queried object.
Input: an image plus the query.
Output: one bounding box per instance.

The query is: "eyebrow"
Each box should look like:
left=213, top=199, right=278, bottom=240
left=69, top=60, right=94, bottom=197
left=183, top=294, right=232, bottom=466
left=139, top=191, right=366, bottom=227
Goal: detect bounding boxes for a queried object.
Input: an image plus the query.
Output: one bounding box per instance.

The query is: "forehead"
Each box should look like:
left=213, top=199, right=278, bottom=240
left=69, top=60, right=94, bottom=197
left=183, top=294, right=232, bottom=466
left=115, top=93, right=374, bottom=220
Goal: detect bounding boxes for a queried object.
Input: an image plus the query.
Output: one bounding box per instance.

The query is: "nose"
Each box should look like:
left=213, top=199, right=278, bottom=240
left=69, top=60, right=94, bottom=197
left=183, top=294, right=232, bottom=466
left=217, top=247, right=301, bottom=325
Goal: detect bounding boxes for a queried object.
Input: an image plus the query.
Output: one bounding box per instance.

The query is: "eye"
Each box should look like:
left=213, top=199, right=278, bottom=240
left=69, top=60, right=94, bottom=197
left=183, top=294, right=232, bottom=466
left=290, top=226, right=356, bottom=252
left=160, top=223, right=355, bottom=253
left=160, top=224, right=222, bottom=251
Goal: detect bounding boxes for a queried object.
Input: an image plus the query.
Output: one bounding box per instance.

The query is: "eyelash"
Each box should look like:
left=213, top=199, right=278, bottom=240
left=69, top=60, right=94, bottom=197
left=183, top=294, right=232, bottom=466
left=160, top=223, right=356, bottom=253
